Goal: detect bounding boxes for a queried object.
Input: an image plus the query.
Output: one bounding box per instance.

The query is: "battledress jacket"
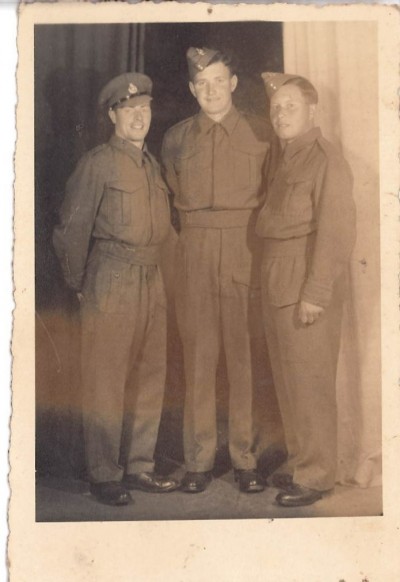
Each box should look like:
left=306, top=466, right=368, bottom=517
left=53, top=135, right=171, bottom=292
left=161, top=105, right=270, bottom=213
left=256, top=127, right=356, bottom=308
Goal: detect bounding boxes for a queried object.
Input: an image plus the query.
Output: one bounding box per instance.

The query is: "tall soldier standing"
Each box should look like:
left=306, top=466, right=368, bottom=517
left=162, top=48, right=270, bottom=493
left=53, top=73, right=179, bottom=506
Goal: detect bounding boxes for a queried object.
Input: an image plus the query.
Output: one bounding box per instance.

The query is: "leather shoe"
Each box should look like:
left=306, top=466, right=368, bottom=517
left=234, top=469, right=265, bottom=493
left=271, top=472, right=293, bottom=491
left=123, top=472, right=179, bottom=493
left=181, top=471, right=212, bottom=493
left=276, top=483, right=323, bottom=507
left=89, top=481, right=132, bottom=506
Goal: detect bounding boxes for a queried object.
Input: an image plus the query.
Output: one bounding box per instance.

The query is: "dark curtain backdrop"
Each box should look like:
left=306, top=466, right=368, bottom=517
left=35, top=23, right=284, bottom=478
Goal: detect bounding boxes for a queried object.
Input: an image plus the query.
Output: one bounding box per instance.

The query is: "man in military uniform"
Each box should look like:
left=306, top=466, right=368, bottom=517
left=162, top=48, right=269, bottom=493
left=53, top=73, right=179, bottom=506
left=256, top=73, right=356, bottom=506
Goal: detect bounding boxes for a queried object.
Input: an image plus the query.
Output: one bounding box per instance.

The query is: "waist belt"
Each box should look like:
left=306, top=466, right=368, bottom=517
left=179, top=209, right=256, bottom=229
left=94, top=239, right=161, bottom=266
left=263, top=233, right=316, bottom=258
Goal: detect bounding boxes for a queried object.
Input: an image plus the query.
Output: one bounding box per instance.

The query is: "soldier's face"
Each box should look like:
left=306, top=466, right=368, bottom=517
left=108, top=102, right=152, bottom=148
left=189, top=62, right=238, bottom=119
left=270, top=84, right=316, bottom=143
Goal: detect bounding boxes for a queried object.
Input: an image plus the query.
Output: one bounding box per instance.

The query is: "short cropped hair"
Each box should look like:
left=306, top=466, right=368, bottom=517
left=208, top=50, right=236, bottom=76
left=283, top=77, right=319, bottom=104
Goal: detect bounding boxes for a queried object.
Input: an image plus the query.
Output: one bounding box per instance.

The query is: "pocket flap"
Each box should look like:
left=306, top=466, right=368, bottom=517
left=232, top=268, right=261, bottom=289
left=107, top=180, right=142, bottom=194
left=285, top=175, right=313, bottom=185
left=155, top=176, right=170, bottom=192
left=175, top=144, right=198, bottom=160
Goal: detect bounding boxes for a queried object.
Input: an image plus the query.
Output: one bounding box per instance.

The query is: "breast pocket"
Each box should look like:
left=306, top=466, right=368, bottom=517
left=154, top=176, right=170, bottom=208
left=175, top=147, right=211, bottom=201
left=284, top=177, right=314, bottom=218
left=231, top=145, right=258, bottom=191
left=226, top=143, right=267, bottom=201
left=153, top=176, right=172, bottom=240
left=105, top=180, right=145, bottom=226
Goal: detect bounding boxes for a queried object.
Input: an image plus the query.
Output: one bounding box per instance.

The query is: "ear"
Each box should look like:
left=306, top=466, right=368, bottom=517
left=189, top=81, right=196, bottom=98
left=309, top=104, right=317, bottom=121
left=230, top=74, right=238, bottom=93
left=108, top=108, right=116, bottom=125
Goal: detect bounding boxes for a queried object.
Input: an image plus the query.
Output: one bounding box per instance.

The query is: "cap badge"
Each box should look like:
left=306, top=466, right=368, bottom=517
left=128, top=83, right=138, bottom=95
left=196, top=48, right=205, bottom=56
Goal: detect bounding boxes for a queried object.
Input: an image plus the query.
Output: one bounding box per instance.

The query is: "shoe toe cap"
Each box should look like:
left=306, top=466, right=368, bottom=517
left=276, top=485, right=323, bottom=507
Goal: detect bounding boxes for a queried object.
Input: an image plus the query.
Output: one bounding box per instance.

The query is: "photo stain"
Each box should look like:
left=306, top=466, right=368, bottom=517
left=359, top=258, right=367, bottom=273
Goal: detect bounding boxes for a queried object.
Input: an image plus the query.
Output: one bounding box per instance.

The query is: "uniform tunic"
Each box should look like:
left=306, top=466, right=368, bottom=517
left=256, top=127, right=356, bottom=491
left=162, top=106, right=270, bottom=472
left=53, top=135, right=171, bottom=483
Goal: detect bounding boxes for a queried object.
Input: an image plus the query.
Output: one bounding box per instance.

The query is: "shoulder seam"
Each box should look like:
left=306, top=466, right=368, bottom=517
left=165, top=116, right=196, bottom=134
left=90, top=143, right=109, bottom=157
left=314, top=138, right=352, bottom=176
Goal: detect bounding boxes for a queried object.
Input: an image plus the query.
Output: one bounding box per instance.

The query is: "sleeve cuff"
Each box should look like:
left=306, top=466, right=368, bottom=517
left=301, top=278, right=333, bottom=308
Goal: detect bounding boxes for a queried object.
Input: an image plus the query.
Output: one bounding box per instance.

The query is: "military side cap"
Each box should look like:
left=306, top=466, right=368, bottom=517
left=261, top=72, right=302, bottom=99
left=98, top=72, right=153, bottom=110
left=187, top=47, right=219, bottom=79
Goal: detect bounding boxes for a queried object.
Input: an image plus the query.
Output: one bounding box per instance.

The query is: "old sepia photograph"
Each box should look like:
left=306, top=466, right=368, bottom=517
left=10, top=2, right=399, bottom=581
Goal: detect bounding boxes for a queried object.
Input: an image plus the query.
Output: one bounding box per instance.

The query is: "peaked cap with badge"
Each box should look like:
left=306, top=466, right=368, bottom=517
left=261, top=72, right=305, bottom=99
left=186, top=47, right=220, bottom=80
left=98, top=72, right=153, bottom=110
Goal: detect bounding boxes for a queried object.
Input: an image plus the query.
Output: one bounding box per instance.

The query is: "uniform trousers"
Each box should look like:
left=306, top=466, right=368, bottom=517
left=80, top=246, right=167, bottom=484
left=175, top=219, right=262, bottom=472
left=261, top=297, right=341, bottom=492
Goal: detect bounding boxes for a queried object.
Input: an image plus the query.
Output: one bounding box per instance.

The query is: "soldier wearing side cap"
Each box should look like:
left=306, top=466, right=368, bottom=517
left=161, top=47, right=270, bottom=493
left=53, top=72, right=179, bottom=506
left=256, top=73, right=356, bottom=506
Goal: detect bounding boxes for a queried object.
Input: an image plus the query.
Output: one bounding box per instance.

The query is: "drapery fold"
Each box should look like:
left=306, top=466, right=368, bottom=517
left=284, top=22, right=381, bottom=487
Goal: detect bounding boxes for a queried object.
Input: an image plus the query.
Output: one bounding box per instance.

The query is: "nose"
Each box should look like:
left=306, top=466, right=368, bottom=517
left=206, top=83, right=216, bottom=96
left=132, top=109, right=143, bottom=122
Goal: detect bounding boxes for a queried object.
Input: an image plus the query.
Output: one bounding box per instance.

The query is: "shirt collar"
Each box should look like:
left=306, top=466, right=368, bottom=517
left=109, top=134, right=147, bottom=166
left=282, top=127, right=322, bottom=162
left=195, top=105, right=240, bottom=136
